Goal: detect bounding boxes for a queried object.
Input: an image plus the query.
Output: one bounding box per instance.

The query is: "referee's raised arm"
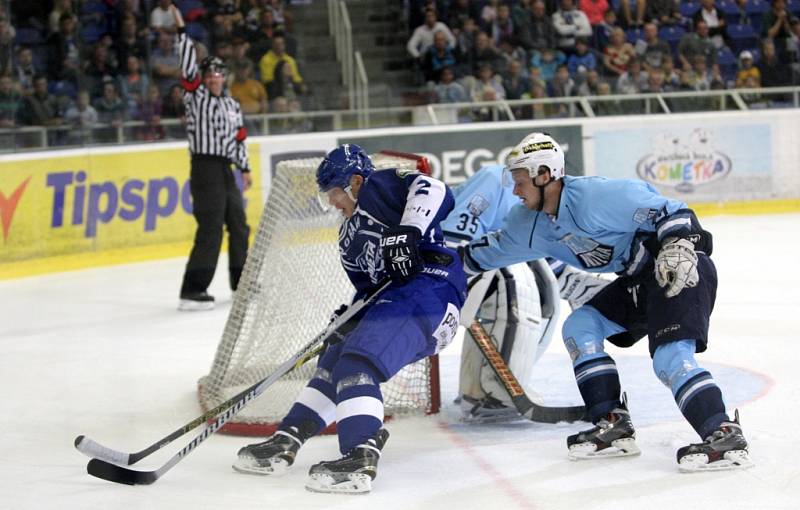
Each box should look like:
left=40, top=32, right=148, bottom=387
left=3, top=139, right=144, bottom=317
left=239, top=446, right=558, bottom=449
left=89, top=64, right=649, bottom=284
left=171, top=2, right=252, bottom=312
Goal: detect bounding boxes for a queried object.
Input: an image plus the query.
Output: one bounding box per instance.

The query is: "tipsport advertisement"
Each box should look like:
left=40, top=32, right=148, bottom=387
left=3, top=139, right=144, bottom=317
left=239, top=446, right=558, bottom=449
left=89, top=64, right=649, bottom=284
left=592, top=122, right=772, bottom=201
left=0, top=145, right=261, bottom=267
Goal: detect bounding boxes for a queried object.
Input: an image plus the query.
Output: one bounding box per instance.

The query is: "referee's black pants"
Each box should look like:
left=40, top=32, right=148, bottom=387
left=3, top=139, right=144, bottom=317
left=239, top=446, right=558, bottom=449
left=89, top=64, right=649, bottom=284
left=180, top=155, right=249, bottom=296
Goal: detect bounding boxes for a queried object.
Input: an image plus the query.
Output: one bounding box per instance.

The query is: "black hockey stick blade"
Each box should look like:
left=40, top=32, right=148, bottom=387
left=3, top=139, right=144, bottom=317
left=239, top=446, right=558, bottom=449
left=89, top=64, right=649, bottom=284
left=524, top=401, right=587, bottom=423
left=87, top=458, right=158, bottom=486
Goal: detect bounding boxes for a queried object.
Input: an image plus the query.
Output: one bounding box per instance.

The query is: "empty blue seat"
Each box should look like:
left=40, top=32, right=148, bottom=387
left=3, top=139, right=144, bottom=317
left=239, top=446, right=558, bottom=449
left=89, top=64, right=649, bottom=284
left=15, top=27, right=43, bottom=45
left=717, top=46, right=737, bottom=83
left=726, top=23, right=758, bottom=54
left=659, top=25, right=686, bottom=54
left=680, top=1, right=700, bottom=18
left=625, top=28, right=644, bottom=44
left=787, top=0, right=800, bottom=15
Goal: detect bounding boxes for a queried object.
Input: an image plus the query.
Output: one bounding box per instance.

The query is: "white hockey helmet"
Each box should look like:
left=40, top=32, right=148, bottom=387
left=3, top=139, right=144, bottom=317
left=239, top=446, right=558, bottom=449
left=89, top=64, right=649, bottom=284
left=505, top=132, right=565, bottom=181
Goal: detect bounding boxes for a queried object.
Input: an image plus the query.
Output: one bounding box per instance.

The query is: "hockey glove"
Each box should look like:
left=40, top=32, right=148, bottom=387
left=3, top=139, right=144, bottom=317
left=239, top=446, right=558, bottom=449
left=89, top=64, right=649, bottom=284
left=380, top=226, right=423, bottom=283
left=655, top=237, right=699, bottom=298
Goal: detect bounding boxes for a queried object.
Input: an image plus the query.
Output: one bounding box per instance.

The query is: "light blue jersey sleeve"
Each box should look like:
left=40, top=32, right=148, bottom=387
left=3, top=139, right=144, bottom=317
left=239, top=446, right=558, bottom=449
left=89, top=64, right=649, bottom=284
left=462, top=204, right=549, bottom=274
left=563, top=177, right=687, bottom=237
left=441, top=165, right=520, bottom=244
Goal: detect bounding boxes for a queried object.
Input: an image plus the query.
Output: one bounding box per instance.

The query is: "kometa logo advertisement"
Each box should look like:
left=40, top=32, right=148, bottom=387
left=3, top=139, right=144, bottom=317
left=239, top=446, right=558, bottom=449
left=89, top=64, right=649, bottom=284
left=635, top=128, right=732, bottom=193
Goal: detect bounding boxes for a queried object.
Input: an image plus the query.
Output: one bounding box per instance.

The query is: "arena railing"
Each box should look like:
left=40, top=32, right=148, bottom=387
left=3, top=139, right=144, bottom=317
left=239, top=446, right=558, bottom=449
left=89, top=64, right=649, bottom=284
left=0, top=87, right=798, bottom=153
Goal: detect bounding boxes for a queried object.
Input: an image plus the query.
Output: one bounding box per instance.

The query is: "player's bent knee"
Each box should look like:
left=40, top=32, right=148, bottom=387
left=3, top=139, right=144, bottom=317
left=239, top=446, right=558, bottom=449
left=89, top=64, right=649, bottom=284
left=332, top=354, right=384, bottom=392
left=562, top=306, right=624, bottom=345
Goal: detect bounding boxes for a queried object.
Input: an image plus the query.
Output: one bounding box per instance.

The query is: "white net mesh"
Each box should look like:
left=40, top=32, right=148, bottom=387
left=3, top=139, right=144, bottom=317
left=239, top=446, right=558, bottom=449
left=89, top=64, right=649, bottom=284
left=197, top=154, right=438, bottom=434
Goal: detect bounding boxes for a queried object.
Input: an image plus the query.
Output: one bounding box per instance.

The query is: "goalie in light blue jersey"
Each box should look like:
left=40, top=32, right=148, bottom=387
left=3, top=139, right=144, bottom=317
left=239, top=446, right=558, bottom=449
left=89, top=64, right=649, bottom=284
left=461, top=132, right=751, bottom=472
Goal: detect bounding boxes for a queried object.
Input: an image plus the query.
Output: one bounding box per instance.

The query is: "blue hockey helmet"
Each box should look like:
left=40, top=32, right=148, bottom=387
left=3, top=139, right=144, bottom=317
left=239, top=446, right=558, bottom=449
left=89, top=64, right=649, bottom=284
left=316, top=144, right=375, bottom=192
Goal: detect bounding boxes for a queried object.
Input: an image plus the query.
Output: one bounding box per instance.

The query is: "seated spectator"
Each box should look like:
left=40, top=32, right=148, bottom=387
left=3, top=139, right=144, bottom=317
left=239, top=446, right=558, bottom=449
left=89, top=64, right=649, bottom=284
left=528, top=65, right=547, bottom=89
left=576, top=68, right=602, bottom=95
left=523, top=0, right=557, bottom=53
left=247, top=10, right=286, bottom=63
left=481, top=0, right=501, bottom=27
left=84, top=43, right=119, bottom=98
left=468, top=63, right=506, bottom=103
left=0, top=14, right=14, bottom=77
left=448, top=0, right=478, bottom=31
left=407, top=8, right=457, bottom=60
left=646, top=0, right=680, bottom=26
left=685, top=55, right=714, bottom=90
left=14, top=47, right=40, bottom=96
left=531, top=47, right=567, bottom=83
left=603, top=27, right=636, bottom=76
left=48, top=0, right=73, bottom=35
left=502, top=59, right=530, bottom=100
left=229, top=37, right=255, bottom=75
left=642, top=66, right=666, bottom=92
left=521, top=81, right=553, bottom=119
left=694, top=0, right=727, bottom=49
left=150, top=32, right=181, bottom=95
left=497, top=38, right=526, bottom=76
left=46, top=13, right=81, bottom=83
left=730, top=0, right=752, bottom=26
left=118, top=56, right=149, bottom=117
left=594, top=80, right=624, bottom=114
left=553, top=0, right=593, bottom=54
left=456, top=17, right=479, bottom=59
left=619, top=0, right=647, bottom=29
left=150, top=0, right=177, bottom=35
left=489, top=3, right=516, bottom=46
left=758, top=40, right=793, bottom=87
left=270, top=95, right=312, bottom=135
left=268, top=60, right=304, bottom=102
left=635, top=22, right=672, bottom=72
left=116, top=14, right=148, bottom=67
left=469, top=31, right=504, bottom=74
left=678, top=20, right=717, bottom=71
left=230, top=60, right=268, bottom=115
left=422, top=30, right=460, bottom=83
left=260, top=35, right=307, bottom=97
left=161, top=83, right=185, bottom=138
left=763, top=0, right=793, bottom=60
left=567, top=37, right=598, bottom=76
left=433, top=66, right=469, bottom=103
left=94, top=81, right=126, bottom=128
left=662, top=57, right=681, bottom=88
left=579, top=0, right=609, bottom=26
left=735, top=50, right=761, bottom=88
left=615, top=57, right=647, bottom=93
left=547, top=63, right=576, bottom=97
left=595, top=8, right=620, bottom=50
left=0, top=75, right=22, bottom=128
left=23, top=75, right=63, bottom=127
left=64, top=89, right=99, bottom=136
left=136, top=84, right=164, bottom=141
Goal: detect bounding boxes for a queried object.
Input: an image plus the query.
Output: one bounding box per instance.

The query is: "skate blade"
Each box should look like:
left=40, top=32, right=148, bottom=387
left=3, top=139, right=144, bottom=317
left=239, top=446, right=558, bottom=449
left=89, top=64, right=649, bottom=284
left=305, top=473, right=372, bottom=494
left=178, top=300, right=215, bottom=311
left=678, top=450, right=754, bottom=473
left=232, top=456, right=290, bottom=476
left=569, top=437, right=641, bottom=460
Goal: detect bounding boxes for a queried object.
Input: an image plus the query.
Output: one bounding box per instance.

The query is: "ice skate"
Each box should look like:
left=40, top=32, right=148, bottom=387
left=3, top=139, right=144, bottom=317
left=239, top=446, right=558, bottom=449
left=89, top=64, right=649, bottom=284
left=305, top=428, right=389, bottom=494
left=677, top=410, right=753, bottom=473
left=233, top=423, right=313, bottom=475
left=459, top=394, right=521, bottom=423
left=178, top=291, right=215, bottom=311
left=567, top=401, right=640, bottom=460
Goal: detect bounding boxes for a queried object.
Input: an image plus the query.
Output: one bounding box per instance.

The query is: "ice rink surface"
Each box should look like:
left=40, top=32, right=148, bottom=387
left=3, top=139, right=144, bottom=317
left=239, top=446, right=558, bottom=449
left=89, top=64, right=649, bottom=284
left=1, top=213, right=798, bottom=510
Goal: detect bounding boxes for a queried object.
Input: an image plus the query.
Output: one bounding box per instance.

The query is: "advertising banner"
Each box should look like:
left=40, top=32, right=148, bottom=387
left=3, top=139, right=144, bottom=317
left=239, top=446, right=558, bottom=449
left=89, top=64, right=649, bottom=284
left=343, top=124, right=584, bottom=185
left=593, top=122, right=772, bottom=201
left=0, top=145, right=261, bottom=265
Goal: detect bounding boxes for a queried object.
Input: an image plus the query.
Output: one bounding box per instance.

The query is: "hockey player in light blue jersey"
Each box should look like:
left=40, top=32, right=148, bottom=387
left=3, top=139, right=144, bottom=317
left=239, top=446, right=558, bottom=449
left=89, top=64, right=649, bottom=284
left=234, top=144, right=467, bottom=493
left=462, top=132, right=751, bottom=472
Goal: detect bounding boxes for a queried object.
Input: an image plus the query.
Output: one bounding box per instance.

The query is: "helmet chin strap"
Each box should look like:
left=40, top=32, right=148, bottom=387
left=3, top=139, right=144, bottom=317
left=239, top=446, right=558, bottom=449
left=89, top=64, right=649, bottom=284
left=531, top=176, right=553, bottom=212
left=344, top=185, right=357, bottom=203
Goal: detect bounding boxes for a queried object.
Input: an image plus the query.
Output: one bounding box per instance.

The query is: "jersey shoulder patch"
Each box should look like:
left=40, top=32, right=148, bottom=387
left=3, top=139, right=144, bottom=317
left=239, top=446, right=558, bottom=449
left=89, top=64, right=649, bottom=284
left=395, top=167, right=420, bottom=178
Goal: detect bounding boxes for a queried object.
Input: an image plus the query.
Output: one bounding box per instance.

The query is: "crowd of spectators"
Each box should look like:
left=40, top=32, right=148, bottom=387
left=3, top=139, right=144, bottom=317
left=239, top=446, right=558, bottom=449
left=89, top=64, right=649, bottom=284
left=0, top=0, right=309, bottom=145
left=409, top=0, right=800, bottom=118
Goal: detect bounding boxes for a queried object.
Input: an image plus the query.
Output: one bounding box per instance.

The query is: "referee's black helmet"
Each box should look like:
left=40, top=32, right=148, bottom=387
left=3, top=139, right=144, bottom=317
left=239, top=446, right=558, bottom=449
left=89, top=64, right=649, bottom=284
left=200, top=56, right=227, bottom=76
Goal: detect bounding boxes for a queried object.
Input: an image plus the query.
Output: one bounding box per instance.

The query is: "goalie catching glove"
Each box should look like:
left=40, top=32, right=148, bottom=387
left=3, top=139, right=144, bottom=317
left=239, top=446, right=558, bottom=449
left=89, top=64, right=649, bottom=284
left=655, top=237, right=699, bottom=298
left=380, top=226, right=423, bottom=283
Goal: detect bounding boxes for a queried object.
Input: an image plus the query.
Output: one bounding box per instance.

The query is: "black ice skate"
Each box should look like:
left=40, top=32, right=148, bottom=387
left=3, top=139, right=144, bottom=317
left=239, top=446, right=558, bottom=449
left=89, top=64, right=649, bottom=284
left=305, top=428, right=390, bottom=494
left=233, top=422, right=315, bottom=475
left=677, top=410, right=753, bottom=473
left=567, top=399, right=640, bottom=460
left=178, top=291, right=215, bottom=311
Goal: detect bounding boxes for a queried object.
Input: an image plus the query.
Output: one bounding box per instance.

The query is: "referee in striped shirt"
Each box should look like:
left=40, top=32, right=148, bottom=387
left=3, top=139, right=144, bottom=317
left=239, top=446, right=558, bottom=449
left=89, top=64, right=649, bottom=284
left=172, top=4, right=252, bottom=311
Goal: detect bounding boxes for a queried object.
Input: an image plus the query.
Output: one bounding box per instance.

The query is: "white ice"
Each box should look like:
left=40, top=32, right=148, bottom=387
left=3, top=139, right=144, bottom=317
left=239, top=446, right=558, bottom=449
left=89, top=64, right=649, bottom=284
left=1, top=213, right=799, bottom=510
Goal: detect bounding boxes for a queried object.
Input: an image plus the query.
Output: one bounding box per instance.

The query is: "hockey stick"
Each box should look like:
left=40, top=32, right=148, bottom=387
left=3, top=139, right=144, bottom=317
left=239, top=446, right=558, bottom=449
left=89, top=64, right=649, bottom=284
left=467, top=320, right=586, bottom=423
left=82, top=280, right=391, bottom=485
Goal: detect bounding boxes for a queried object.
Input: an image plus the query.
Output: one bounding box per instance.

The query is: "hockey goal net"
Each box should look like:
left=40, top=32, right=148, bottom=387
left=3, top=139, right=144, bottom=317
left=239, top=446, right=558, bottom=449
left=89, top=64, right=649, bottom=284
left=197, top=151, right=439, bottom=435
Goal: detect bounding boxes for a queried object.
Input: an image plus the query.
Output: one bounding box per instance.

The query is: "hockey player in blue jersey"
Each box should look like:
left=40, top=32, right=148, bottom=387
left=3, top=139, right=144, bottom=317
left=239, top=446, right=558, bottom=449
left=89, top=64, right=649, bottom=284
left=461, top=132, right=751, bottom=472
left=233, top=144, right=467, bottom=493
